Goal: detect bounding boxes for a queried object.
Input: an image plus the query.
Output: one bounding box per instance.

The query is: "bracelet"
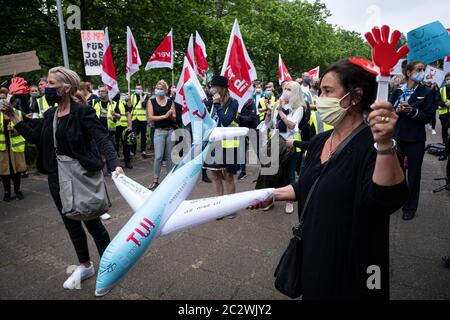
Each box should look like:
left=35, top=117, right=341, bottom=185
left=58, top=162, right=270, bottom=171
left=374, top=139, right=397, bottom=155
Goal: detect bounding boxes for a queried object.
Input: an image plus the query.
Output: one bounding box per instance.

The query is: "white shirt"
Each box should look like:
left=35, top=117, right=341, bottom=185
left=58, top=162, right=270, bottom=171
left=267, top=104, right=304, bottom=140
left=301, top=85, right=310, bottom=94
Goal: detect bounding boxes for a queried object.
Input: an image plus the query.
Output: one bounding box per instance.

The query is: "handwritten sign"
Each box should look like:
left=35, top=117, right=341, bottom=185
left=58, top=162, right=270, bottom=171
left=80, top=30, right=105, bottom=76
left=425, top=65, right=445, bottom=86
left=0, top=51, right=41, bottom=77
left=407, top=21, right=450, bottom=64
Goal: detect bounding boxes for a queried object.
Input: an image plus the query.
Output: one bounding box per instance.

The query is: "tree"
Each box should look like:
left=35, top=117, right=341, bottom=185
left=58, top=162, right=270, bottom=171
left=1, top=0, right=371, bottom=91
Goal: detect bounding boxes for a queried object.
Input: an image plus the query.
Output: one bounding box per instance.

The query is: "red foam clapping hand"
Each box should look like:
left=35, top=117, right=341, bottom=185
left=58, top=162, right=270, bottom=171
left=9, top=77, right=30, bottom=95
left=365, top=25, right=409, bottom=77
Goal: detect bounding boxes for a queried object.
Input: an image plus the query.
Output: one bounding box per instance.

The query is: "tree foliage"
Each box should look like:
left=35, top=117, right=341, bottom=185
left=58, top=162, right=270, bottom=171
left=1, top=0, right=371, bottom=90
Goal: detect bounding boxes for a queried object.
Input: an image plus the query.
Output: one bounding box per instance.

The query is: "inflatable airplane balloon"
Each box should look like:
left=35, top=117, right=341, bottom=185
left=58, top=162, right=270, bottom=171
left=95, top=80, right=275, bottom=296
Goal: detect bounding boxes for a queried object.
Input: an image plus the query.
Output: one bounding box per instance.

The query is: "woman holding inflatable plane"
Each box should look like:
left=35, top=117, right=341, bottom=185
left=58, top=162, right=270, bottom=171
left=250, top=59, right=409, bottom=299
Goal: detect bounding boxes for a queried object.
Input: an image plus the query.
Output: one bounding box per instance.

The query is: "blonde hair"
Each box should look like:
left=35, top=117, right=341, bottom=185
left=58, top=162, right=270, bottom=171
left=286, top=81, right=306, bottom=111
left=156, top=80, right=168, bottom=91
left=48, top=66, right=81, bottom=102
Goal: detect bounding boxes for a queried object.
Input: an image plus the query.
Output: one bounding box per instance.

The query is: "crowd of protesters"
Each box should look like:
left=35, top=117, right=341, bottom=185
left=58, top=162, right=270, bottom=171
left=1, top=56, right=449, bottom=298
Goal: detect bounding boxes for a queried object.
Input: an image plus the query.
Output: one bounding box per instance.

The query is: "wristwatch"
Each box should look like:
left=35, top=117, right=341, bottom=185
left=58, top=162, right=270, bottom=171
left=374, top=139, right=397, bottom=155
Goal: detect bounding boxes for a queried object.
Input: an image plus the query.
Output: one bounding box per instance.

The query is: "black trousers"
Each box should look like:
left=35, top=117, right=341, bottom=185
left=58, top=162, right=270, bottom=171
left=397, top=141, right=425, bottom=213
left=439, top=113, right=450, bottom=145
left=1, top=172, right=21, bottom=194
left=48, top=173, right=110, bottom=263
left=105, top=131, right=116, bottom=173
left=132, top=120, right=148, bottom=154
left=115, top=126, right=131, bottom=165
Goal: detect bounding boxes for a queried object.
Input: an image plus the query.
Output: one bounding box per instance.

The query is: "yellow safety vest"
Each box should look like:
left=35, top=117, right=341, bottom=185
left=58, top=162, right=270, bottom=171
left=309, top=111, right=333, bottom=135
left=37, top=96, right=57, bottom=118
left=439, top=87, right=450, bottom=116
left=131, top=94, right=147, bottom=121
left=221, top=105, right=240, bottom=149
left=0, top=111, right=25, bottom=152
left=93, top=101, right=117, bottom=131
left=117, top=101, right=129, bottom=128
left=303, top=90, right=314, bottom=106
left=259, top=96, right=276, bottom=121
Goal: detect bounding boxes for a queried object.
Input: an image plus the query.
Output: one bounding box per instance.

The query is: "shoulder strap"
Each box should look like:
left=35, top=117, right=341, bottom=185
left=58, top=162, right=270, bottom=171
left=52, top=109, right=58, bottom=153
left=297, top=123, right=367, bottom=227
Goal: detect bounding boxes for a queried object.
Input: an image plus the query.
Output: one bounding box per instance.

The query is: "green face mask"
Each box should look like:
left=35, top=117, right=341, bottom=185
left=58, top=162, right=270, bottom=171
left=316, top=92, right=351, bottom=127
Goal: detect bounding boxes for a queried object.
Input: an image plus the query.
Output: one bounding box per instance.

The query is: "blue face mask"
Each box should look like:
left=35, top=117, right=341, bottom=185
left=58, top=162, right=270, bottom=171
left=411, top=71, right=425, bottom=84
left=155, top=89, right=165, bottom=97
left=45, top=87, right=63, bottom=105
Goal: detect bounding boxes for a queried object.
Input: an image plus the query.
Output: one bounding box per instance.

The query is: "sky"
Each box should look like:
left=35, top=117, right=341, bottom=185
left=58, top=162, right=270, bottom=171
left=307, top=0, right=450, bottom=36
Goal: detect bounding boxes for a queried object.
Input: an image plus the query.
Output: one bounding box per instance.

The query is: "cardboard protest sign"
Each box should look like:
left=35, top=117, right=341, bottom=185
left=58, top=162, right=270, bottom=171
left=0, top=51, right=41, bottom=77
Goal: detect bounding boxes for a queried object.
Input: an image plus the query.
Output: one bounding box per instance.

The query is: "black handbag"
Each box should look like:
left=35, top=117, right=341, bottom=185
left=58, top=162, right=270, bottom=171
left=274, top=123, right=367, bottom=299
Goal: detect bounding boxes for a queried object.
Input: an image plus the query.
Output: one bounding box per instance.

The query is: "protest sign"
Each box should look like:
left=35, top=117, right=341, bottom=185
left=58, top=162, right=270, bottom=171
left=0, top=51, right=41, bottom=77
left=81, top=30, right=105, bottom=76
left=407, top=21, right=450, bottom=64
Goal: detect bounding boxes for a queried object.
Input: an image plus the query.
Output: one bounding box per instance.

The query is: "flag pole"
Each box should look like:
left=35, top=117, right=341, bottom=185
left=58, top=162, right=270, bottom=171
left=56, top=0, right=70, bottom=68
left=172, top=69, right=174, bottom=86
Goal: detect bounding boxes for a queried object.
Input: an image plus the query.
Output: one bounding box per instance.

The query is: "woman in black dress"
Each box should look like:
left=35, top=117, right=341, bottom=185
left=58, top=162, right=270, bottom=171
left=250, top=59, right=408, bottom=299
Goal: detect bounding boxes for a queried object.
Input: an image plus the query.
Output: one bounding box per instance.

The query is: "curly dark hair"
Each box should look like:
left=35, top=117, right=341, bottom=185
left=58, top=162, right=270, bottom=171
left=321, top=59, right=377, bottom=113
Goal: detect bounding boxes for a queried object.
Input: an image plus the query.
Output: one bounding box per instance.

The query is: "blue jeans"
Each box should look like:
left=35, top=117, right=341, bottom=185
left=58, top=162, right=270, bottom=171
left=287, top=152, right=301, bottom=184
left=153, top=129, right=175, bottom=179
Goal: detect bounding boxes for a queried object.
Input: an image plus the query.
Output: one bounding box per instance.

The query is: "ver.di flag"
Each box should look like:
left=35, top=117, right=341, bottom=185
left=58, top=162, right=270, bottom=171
left=126, top=26, right=141, bottom=81
left=175, top=56, right=207, bottom=126
left=195, top=31, right=208, bottom=79
left=186, top=34, right=197, bottom=74
left=221, top=19, right=257, bottom=112
left=308, top=66, right=320, bottom=78
left=145, top=29, right=173, bottom=70
left=278, top=54, right=292, bottom=85
left=101, top=27, right=119, bottom=100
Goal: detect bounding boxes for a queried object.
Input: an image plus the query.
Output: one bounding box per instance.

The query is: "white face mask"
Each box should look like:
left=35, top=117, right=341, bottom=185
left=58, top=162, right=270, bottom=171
left=281, top=91, right=291, bottom=103
left=316, top=92, right=351, bottom=127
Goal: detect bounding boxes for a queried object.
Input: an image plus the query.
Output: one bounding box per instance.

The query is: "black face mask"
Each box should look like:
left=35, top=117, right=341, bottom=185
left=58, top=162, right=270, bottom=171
left=45, top=87, right=63, bottom=105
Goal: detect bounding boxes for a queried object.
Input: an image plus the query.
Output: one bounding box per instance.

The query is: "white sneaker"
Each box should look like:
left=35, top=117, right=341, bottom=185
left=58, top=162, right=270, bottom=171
left=432, top=130, right=437, bottom=135
left=63, top=262, right=95, bottom=290
left=285, top=202, right=294, bottom=214
left=100, top=213, right=111, bottom=220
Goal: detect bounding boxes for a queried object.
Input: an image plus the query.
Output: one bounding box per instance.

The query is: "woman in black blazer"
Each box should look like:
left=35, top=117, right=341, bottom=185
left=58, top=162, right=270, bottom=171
left=389, top=60, right=435, bottom=220
left=1, top=67, right=124, bottom=291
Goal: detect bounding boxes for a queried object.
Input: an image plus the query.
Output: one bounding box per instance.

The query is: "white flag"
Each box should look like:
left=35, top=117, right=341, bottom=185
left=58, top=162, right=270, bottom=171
left=175, top=57, right=207, bottom=126
left=126, top=26, right=142, bottom=81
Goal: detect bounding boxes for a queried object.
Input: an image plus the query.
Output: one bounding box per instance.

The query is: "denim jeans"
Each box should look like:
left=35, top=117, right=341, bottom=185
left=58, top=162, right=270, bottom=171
left=153, top=129, right=175, bottom=179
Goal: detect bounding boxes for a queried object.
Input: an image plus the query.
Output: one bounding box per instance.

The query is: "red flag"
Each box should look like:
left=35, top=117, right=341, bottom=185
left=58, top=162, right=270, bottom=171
left=278, top=54, right=292, bottom=85
left=186, top=34, right=197, bottom=74
left=175, top=57, right=207, bottom=126
left=194, top=31, right=208, bottom=79
left=126, top=26, right=141, bottom=81
left=101, top=27, right=119, bottom=100
left=221, top=19, right=257, bottom=112
left=145, top=29, right=173, bottom=70
left=307, top=66, right=320, bottom=78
